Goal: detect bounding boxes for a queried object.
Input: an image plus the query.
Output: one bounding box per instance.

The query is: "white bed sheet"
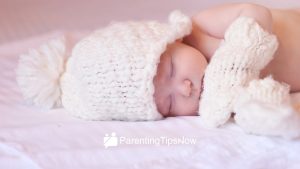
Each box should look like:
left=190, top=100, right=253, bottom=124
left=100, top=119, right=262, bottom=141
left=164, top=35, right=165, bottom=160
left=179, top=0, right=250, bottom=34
left=1, top=32, right=300, bottom=169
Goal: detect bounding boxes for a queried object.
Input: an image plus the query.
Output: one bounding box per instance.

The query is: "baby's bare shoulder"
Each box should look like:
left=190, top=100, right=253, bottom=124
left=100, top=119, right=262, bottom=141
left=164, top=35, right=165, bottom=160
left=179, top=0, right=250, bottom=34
left=263, top=8, right=300, bottom=92
left=271, top=8, right=300, bottom=33
left=270, top=8, right=300, bottom=54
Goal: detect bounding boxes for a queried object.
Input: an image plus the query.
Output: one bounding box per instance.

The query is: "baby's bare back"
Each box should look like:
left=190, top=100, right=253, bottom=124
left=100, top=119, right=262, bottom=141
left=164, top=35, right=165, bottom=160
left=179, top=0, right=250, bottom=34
left=261, top=8, right=300, bottom=92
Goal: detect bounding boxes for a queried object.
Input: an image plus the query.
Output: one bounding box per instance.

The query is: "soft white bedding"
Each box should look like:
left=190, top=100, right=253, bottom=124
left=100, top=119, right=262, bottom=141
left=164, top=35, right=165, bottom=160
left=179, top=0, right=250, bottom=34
left=1, top=31, right=300, bottom=169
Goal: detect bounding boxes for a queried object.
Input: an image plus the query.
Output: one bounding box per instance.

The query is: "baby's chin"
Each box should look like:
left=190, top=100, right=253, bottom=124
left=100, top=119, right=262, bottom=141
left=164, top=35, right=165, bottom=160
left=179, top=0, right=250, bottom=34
left=166, top=108, right=199, bottom=117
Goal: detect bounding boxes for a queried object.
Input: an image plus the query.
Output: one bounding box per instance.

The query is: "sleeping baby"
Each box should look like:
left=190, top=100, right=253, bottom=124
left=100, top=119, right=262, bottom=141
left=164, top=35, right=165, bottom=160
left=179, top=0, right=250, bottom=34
left=16, top=3, right=300, bottom=138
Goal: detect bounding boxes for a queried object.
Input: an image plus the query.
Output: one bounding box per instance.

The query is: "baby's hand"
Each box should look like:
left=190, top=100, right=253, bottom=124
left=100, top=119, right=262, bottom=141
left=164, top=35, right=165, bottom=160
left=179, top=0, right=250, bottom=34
left=199, top=16, right=278, bottom=128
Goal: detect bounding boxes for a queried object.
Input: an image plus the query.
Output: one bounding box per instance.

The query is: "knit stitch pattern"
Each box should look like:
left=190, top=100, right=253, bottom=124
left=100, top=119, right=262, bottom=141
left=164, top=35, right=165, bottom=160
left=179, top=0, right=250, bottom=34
left=59, top=10, right=192, bottom=121
left=199, top=17, right=278, bottom=127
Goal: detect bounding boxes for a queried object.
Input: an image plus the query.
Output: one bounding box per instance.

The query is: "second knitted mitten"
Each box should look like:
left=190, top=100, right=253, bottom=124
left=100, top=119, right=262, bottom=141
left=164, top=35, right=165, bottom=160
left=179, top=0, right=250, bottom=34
left=234, top=76, right=300, bottom=139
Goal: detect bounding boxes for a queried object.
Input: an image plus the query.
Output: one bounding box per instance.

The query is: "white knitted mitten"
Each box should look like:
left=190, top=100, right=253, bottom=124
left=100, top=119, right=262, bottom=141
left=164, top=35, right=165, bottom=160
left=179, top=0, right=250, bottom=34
left=234, top=76, right=300, bottom=139
left=199, top=17, right=278, bottom=127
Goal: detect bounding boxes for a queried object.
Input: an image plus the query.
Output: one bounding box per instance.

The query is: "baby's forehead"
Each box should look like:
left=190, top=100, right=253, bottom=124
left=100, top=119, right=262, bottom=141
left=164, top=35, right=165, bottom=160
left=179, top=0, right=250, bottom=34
left=161, top=41, right=183, bottom=57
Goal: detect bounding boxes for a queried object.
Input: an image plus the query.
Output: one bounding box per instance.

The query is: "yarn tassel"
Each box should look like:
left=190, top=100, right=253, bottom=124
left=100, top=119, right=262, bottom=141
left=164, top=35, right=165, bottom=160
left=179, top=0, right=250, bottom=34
left=16, top=36, right=68, bottom=109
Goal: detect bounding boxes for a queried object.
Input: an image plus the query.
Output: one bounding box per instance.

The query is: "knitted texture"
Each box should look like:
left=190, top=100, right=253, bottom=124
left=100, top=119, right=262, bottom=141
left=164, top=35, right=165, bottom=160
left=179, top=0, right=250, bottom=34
left=59, top=10, right=192, bottom=121
left=16, top=10, right=192, bottom=121
left=199, top=17, right=278, bottom=127
left=237, top=76, right=290, bottom=105
left=234, top=76, right=300, bottom=138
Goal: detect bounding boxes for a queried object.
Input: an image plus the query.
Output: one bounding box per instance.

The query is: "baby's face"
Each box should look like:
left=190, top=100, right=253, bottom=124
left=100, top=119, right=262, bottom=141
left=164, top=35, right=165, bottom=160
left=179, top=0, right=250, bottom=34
left=153, top=41, right=207, bottom=117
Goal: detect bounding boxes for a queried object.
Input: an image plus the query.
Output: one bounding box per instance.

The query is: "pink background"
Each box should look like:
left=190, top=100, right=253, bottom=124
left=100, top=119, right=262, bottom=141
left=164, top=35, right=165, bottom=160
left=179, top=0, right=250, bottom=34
left=1, top=0, right=300, bottom=44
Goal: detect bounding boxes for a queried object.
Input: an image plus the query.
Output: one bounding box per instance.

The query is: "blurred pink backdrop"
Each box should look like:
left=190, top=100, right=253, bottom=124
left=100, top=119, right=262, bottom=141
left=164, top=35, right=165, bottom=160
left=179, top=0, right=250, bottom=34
left=0, top=0, right=300, bottom=44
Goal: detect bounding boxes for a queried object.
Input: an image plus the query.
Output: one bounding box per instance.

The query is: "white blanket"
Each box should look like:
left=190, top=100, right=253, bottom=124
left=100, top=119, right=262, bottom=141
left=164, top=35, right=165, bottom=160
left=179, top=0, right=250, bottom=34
left=1, top=32, right=300, bottom=169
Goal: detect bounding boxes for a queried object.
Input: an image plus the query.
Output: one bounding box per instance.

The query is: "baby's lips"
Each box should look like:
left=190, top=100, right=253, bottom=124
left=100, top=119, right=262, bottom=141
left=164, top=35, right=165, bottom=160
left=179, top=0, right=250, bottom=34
left=191, top=80, right=202, bottom=100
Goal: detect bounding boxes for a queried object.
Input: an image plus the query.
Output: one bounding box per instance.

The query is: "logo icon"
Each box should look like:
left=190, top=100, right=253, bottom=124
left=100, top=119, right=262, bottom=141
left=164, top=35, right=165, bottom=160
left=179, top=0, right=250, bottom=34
left=103, top=132, right=118, bottom=148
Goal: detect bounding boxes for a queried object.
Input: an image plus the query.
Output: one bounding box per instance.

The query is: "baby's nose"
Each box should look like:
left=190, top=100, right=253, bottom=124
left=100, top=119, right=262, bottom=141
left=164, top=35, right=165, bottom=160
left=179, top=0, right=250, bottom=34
left=179, top=79, right=192, bottom=97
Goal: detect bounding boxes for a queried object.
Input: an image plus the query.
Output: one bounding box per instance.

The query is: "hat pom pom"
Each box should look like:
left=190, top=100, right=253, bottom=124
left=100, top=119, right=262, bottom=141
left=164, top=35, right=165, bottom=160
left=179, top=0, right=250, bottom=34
left=168, top=10, right=192, bottom=37
left=16, top=36, right=68, bottom=109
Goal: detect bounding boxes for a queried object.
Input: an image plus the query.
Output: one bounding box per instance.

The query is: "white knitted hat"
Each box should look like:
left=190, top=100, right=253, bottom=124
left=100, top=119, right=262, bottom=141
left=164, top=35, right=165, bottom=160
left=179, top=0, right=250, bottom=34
left=16, top=10, right=192, bottom=121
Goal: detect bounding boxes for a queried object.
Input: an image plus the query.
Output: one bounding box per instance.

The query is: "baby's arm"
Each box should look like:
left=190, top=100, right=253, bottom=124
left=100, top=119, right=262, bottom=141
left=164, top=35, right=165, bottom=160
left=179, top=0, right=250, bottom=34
left=184, top=3, right=273, bottom=57
left=196, top=4, right=279, bottom=128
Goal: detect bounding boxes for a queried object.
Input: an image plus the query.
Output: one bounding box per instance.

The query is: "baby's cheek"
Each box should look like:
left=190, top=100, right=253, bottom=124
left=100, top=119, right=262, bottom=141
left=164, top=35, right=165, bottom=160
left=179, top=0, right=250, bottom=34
left=172, top=98, right=199, bottom=116
left=153, top=94, right=169, bottom=117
